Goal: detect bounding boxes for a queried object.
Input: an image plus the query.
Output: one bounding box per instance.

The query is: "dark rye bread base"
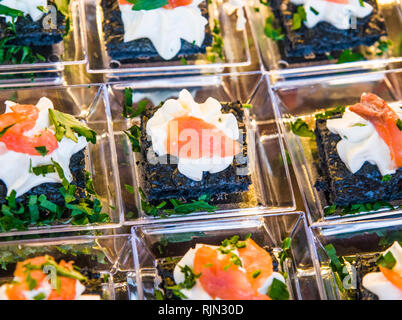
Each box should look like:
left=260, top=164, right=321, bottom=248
left=0, top=150, right=86, bottom=207
left=353, top=254, right=380, bottom=300
left=0, top=1, right=66, bottom=47
left=156, top=247, right=279, bottom=300
left=101, top=0, right=213, bottom=63
left=137, top=102, right=252, bottom=205
left=270, top=0, right=387, bottom=59
left=0, top=253, right=106, bottom=298
left=314, top=118, right=402, bottom=207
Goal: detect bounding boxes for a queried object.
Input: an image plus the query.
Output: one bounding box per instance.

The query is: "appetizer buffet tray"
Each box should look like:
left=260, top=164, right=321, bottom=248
left=0, top=84, right=123, bottom=237
left=312, top=218, right=402, bottom=300
left=129, top=212, right=325, bottom=300
left=272, top=70, right=402, bottom=225
left=107, top=74, right=296, bottom=225
left=247, top=0, right=402, bottom=79
left=0, top=0, right=86, bottom=76
left=0, top=234, right=135, bottom=300
left=80, top=0, right=251, bottom=77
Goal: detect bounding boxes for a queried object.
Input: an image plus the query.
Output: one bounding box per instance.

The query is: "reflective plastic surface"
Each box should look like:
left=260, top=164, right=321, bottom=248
left=273, top=70, right=402, bottom=224
left=130, top=212, right=325, bottom=300
left=107, top=74, right=295, bottom=224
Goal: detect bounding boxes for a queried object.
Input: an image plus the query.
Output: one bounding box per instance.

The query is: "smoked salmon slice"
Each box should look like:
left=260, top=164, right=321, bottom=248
left=6, top=256, right=49, bottom=300
left=349, top=93, right=402, bottom=168
left=193, top=239, right=275, bottom=300
left=166, top=116, right=240, bottom=159
left=193, top=245, right=270, bottom=300
left=48, top=276, right=77, bottom=300
left=238, top=239, right=274, bottom=291
left=379, top=266, right=402, bottom=290
left=5, top=256, right=80, bottom=300
left=0, top=104, right=58, bottom=156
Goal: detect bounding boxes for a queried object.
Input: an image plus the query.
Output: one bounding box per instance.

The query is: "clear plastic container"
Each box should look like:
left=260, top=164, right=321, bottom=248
left=80, top=0, right=251, bottom=77
left=0, top=234, right=134, bottom=300
left=129, top=211, right=325, bottom=300
left=312, top=218, right=402, bottom=300
left=107, top=74, right=295, bottom=225
left=0, top=73, right=63, bottom=89
left=272, top=69, right=402, bottom=224
left=0, top=84, right=123, bottom=237
left=0, top=0, right=86, bottom=76
left=247, top=0, right=402, bottom=79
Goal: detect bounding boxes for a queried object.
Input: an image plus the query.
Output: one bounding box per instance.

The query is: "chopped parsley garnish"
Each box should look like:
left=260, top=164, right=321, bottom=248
left=218, top=234, right=250, bottom=271
left=375, top=39, right=392, bottom=56
left=396, top=119, right=402, bottom=131
left=267, top=278, right=289, bottom=300
left=264, top=16, right=284, bottom=41
left=0, top=18, right=47, bottom=64
left=124, top=125, right=141, bottom=153
left=252, top=270, right=261, bottom=278
left=135, top=186, right=216, bottom=217
left=122, top=88, right=147, bottom=118
left=166, top=264, right=201, bottom=299
left=164, top=195, right=217, bottom=215
left=37, top=6, right=49, bottom=13
left=48, top=109, right=97, bottom=144
left=33, top=292, right=46, bottom=300
left=35, top=146, right=49, bottom=156
left=31, top=164, right=56, bottom=177
left=336, top=49, right=365, bottom=64
left=54, top=0, right=71, bottom=17
left=279, top=237, right=292, bottom=277
left=0, top=161, right=110, bottom=232
left=309, top=6, right=319, bottom=15
left=314, top=106, right=346, bottom=119
left=0, top=123, right=15, bottom=138
left=241, top=103, right=253, bottom=109
left=292, top=6, right=306, bottom=30
left=25, top=270, right=37, bottom=291
left=381, top=174, right=392, bottom=182
left=220, top=234, right=250, bottom=250
left=180, top=57, right=188, bottom=65
left=0, top=4, right=24, bottom=18
left=324, top=200, right=395, bottom=217
left=124, top=184, right=134, bottom=194
left=122, top=89, right=146, bottom=153
left=127, top=0, right=169, bottom=11
left=291, top=118, right=315, bottom=138
left=154, top=289, right=164, bottom=300
left=352, top=123, right=366, bottom=127
left=358, top=0, right=365, bottom=7
left=24, top=255, right=87, bottom=281
left=207, top=19, right=224, bottom=62
left=376, top=251, right=396, bottom=270
left=324, top=244, right=349, bottom=293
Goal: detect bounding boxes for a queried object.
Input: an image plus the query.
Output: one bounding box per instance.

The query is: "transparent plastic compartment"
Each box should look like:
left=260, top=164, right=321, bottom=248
left=80, top=0, right=251, bottom=77
left=272, top=69, right=402, bottom=224
left=246, top=0, right=402, bottom=79
left=312, top=218, right=402, bottom=300
left=0, top=0, right=86, bottom=76
left=0, top=84, right=123, bottom=237
left=0, top=234, right=135, bottom=300
left=107, top=74, right=295, bottom=225
left=129, top=212, right=325, bottom=300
